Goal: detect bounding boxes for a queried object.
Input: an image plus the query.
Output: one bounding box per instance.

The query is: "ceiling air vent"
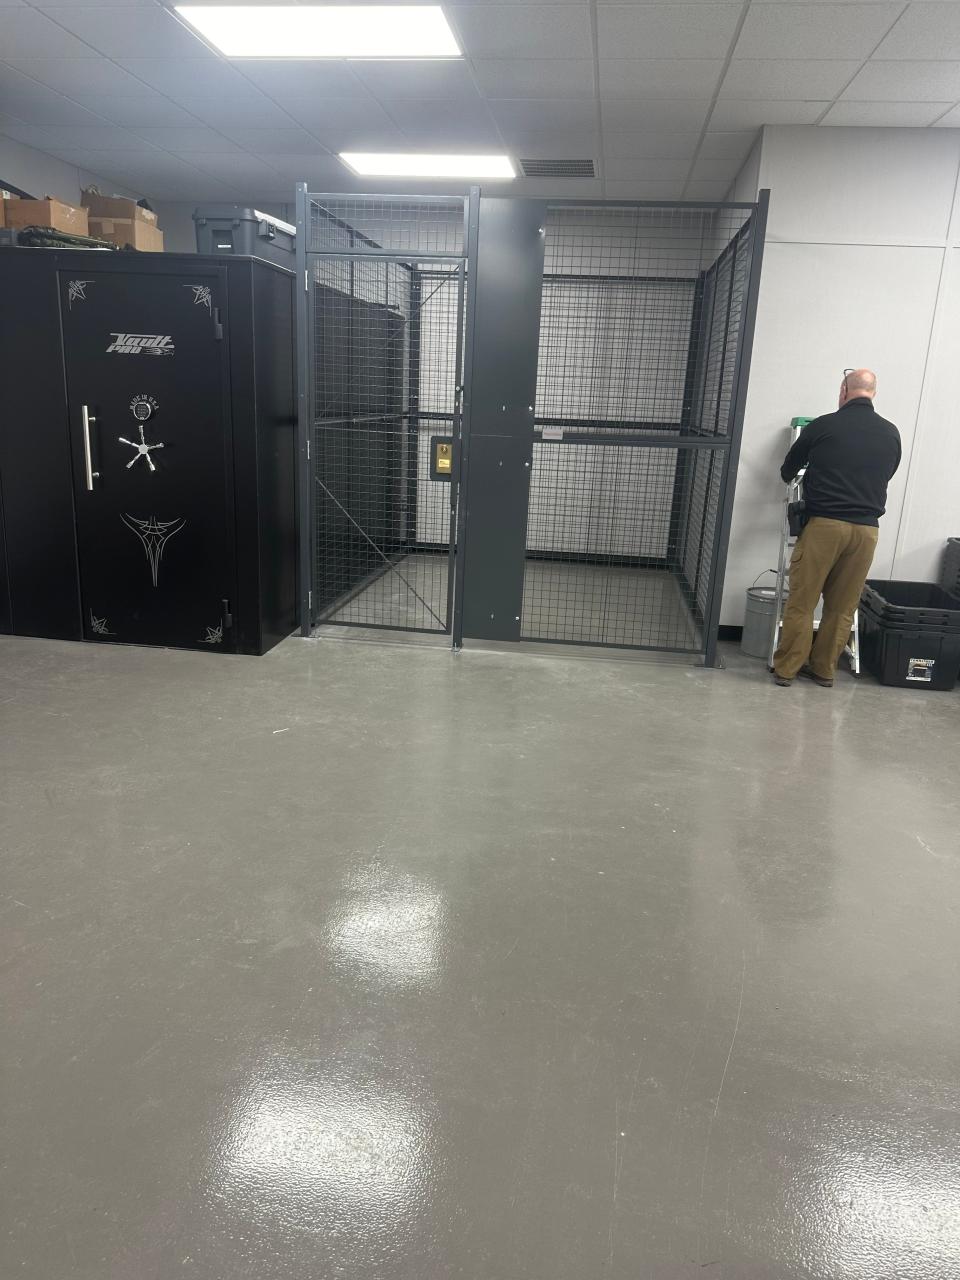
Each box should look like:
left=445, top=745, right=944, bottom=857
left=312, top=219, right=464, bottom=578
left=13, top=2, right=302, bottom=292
left=519, top=158, right=595, bottom=179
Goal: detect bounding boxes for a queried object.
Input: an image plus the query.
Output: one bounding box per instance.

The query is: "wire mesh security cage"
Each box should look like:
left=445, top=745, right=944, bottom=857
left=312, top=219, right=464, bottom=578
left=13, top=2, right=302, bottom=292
left=298, top=192, right=467, bottom=636
left=521, top=201, right=762, bottom=656
left=297, top=188, right=766, bottom=659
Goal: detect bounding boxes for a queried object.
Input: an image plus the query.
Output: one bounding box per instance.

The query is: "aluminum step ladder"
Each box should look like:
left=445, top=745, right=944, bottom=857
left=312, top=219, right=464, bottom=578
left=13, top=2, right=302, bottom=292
left=768, top=417, right=861, bottom=677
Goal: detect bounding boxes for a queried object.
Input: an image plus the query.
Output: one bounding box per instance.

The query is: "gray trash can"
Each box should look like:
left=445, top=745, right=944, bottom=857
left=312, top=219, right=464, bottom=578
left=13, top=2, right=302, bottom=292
left=741, top=586, right=780, bottom=659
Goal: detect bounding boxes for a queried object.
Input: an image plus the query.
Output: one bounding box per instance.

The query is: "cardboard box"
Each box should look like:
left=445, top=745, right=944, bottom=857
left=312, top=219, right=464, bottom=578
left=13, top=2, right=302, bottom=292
left=82, top=192, right=158, bottom=226
left=88, top=216, right=164, bottom=252
left=3, top=197, right=88, bottom=235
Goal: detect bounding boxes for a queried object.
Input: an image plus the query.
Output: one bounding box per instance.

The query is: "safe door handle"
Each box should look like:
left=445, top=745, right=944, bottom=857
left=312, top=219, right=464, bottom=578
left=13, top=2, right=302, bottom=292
left=81, top=405, right=99, bottom=490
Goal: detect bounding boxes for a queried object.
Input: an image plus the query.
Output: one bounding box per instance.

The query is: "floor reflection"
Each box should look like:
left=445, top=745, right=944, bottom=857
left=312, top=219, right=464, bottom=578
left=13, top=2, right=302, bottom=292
left=325, top=862, right=447, bottom=991
left=802, top=1139, right=960, bottom=1278
left=213, top=1063, right=435, bottom=1236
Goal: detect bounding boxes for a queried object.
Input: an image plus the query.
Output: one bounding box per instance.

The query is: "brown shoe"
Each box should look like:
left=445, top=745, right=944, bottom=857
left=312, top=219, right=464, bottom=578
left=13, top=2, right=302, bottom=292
left=773, top=672, right=793, bottom=686
left=800, top=664, right=833, bottom=688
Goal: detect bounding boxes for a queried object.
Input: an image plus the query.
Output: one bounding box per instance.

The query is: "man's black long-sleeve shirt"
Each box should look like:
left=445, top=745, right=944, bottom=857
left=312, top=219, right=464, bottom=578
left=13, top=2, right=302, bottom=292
left=780, top=397, right=901, bottom=527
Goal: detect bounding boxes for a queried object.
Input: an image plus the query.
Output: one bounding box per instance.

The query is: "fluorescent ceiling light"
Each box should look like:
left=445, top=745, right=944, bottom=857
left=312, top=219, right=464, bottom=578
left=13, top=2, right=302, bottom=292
left=174, top=6, right=461, bottom=59
left=341, top=153, right=516, bottom=179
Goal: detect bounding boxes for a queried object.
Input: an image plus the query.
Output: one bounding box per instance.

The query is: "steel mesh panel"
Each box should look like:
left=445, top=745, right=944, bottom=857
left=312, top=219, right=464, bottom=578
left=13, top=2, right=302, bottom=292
left=308, top=211, right=464, bottom=632
left=522, top=444, right=707, bottom=650
left=523, top=203, right=754, bottom=652
left=308, top=196, right=464, bottom=256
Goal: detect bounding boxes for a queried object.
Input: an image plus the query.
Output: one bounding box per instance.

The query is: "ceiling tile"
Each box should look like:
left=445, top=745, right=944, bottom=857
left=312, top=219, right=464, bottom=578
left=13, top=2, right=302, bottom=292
left=472, top=59, right=595, bottom=98
left=117, top=58, right=257, bottom=98
left=600, top=59, right=724, bottom=98
left=286, top=101, right=406, bottom=150
left=603, top=156, right=690, bottom=180
left=178, top=153, right=291, bottom=186
left=102, top=150, right=211, bottom=176
left=175, top=94, right=295, bottom=128
left=874, top=4, right=960, bottom=59
left=597, top=6, right=742, bottom=60
left=84, top=93, right=204, bottom=128
left=351, top=59, right=483, bottom=101
left=3, top=57, right=156, bottom=100
left=446, top=6, right=593, bottom=59
left=131, top=126, right=243, bottom=153
left=821, top=100, right=953, bottom=125
left=38, top=8, right=211, bottom=59
left=719, top=59, right=861, bottom=99
left=841, top=60, right=960, bottom=101
left=0, top=77, right=106, bottom=127
left=387, top=98, right=504, bottom=146
left=258, top=154, right=345, bottom=182
left=735, top=4, right=902, bottom=61
left=489, top=98, right=596, bottom=134
left=0, top=122, right=63, bottom=149
left=239, top=61, right=369, bottom=101
left=601, top=98, right=710, bottom=130
left=698, top=130, right=757, bottom=161
left=933, top=103, right=960, bottom=127
left=0, top=8, right=97, bottom=57
left=223, top=127, right=328, bottom=154
left=689, top=154, right=740, bottom=180
left=508, top=131, right=598, bottom=154
left=13, top=122, right=145, bottom=149
left=603, top=131, right=701, bottom=159
left=708, top=98, right=829, bottom=127
left=603, top=180, right=685, bottom=199
left=685, top=178, right=730, bottom=198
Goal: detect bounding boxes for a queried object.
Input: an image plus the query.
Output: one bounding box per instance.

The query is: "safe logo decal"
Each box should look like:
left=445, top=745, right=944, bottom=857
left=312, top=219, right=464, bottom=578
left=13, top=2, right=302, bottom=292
left=121, top=514, right=186, bottom=587
left=106, top=333, right=175, bottom=356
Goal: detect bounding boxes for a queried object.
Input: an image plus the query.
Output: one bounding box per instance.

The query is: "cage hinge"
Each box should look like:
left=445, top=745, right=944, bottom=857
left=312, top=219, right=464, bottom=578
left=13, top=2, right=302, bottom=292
left=308, top=589, right=312, bottom=610
left=306, top=438, right=310, bottom=461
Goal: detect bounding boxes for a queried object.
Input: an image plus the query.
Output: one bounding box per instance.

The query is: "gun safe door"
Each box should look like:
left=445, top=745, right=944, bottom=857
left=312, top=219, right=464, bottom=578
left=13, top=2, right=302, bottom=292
left=61, top=268, right=234, bottom=649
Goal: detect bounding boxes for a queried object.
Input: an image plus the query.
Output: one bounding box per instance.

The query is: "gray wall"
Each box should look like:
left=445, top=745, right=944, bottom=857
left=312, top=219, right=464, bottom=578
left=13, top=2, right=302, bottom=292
left=0, top=134, right=137, bottom=205
left=723, top=124, right=960, bottom=624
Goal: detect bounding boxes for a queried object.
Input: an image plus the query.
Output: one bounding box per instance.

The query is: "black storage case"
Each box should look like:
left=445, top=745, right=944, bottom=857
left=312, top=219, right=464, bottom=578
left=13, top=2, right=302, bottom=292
left=860, top=580, right=960, bottom=630
left=940, top=538, right=960, bottom=599
left=858, top=580, right=960, bottom=690
left=0, top=248, right=297, bottom=655
left=194, top=205, right=295, bottom=268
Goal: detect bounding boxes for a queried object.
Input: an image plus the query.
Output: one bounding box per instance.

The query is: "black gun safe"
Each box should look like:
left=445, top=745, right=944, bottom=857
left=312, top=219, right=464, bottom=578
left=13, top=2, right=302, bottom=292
left=0, top=250, right=297, bottom=654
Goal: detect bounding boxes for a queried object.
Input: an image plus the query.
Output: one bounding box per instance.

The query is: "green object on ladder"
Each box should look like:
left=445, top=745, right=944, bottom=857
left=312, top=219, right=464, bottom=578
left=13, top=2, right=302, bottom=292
left=790, top=416, right=813, bottom=429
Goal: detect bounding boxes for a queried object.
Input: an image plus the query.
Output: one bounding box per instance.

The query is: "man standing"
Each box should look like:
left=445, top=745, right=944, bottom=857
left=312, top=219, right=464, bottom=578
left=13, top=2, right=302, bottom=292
left=773, top=368, right=901, bottom=688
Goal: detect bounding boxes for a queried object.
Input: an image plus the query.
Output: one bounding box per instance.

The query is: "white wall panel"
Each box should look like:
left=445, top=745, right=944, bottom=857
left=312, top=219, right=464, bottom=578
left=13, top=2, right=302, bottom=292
left=761, top=126, right=960, bottom=246
left=891, top=247, right=960, bottom=583
left=722, top=240, right=943, bottom=622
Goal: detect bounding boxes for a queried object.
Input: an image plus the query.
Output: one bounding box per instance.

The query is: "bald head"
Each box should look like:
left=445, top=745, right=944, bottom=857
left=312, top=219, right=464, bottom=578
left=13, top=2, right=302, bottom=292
left=840, top=368, right=877, bottom=407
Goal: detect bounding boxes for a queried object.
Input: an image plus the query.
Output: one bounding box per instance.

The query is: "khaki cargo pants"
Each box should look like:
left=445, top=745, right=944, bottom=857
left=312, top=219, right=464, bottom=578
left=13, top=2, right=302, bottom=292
left=773, top=516, right=879, bottom=681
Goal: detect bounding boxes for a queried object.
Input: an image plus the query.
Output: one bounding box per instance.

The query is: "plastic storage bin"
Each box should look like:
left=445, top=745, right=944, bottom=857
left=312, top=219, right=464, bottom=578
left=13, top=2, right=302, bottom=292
left=940, top=538, right=960, bottom=598
left=860, top=580, right=960, bottom=630
left=858, top=579, right=960, bottom=690
left=193, top=206, right=295, bottom=267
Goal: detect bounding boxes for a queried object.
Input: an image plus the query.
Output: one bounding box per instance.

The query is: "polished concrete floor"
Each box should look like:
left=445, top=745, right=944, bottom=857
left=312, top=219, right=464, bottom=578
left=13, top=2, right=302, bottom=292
left=1, top=634, right=958, bottom=1280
